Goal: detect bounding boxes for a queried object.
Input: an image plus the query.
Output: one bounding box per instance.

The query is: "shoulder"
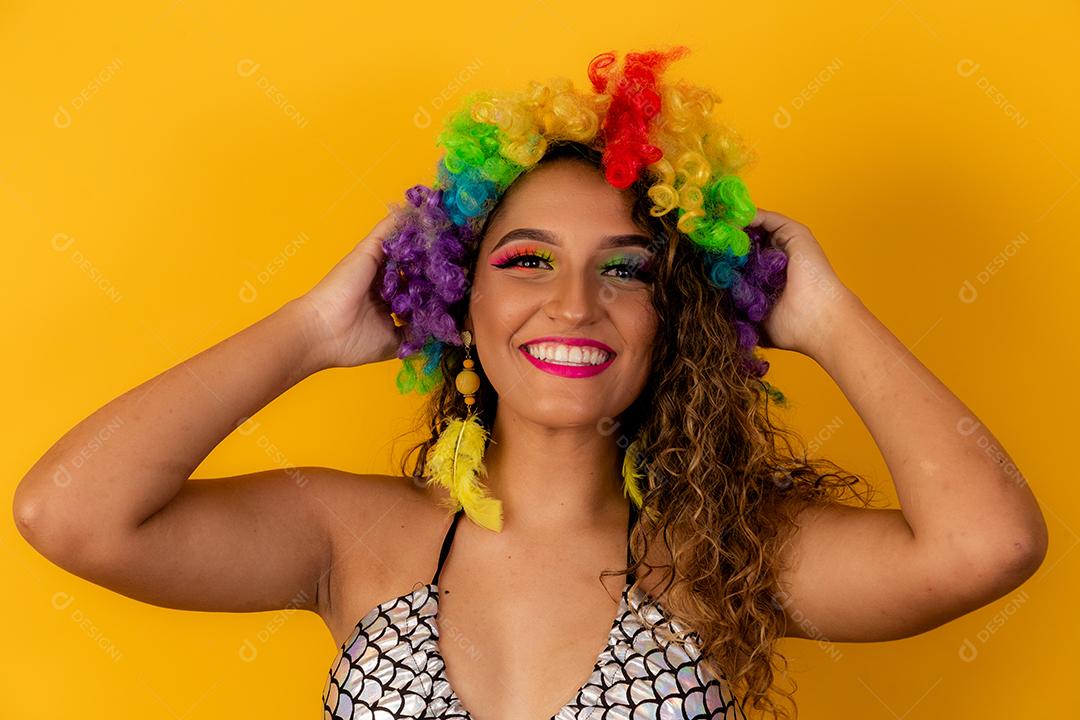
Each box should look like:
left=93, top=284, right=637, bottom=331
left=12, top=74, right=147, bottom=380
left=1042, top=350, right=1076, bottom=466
left=308, top=468, right=453, bottom=575
left=309, top=469, right=456, bottom=640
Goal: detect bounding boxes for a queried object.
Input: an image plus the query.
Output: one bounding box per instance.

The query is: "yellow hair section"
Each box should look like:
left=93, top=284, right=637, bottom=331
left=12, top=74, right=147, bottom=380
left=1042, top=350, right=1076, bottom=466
left=644, top=82, right=757, bottom=236
left=468, top=76, right=609, bottom=169
left=424, top=414, right=503, bottom=532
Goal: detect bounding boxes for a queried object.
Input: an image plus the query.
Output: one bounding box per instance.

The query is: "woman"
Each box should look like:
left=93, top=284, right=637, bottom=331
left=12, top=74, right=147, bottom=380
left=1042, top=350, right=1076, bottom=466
left=13, top=47, right=1047, bottom=720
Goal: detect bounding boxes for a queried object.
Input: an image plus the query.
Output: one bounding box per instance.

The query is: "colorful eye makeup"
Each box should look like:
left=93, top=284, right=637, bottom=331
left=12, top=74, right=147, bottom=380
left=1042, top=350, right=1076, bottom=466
left=489, top=246, right=655, bottom=282
left=600, top=254, right=656, bottom=282
left=489, top=245, right=555, bottom=269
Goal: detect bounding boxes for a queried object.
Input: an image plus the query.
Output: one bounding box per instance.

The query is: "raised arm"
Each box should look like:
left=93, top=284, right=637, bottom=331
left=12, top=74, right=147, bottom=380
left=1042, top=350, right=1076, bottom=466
left=13, top=299, right=340, bottom=612
left=747, top=209, right=1048, bottom=642
left=12, top=211, right=407, bottom=618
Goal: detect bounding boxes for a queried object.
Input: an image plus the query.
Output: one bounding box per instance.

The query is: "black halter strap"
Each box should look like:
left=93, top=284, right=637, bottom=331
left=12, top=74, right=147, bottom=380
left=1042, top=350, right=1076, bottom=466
left=431, top=500, right=639, bottom=586
left=431, top=508, right=463, bottom=586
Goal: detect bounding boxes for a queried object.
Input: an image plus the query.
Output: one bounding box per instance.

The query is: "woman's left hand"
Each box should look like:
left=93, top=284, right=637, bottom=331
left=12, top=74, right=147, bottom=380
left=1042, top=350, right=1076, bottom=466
left=748, top=208, right=858, bottom=359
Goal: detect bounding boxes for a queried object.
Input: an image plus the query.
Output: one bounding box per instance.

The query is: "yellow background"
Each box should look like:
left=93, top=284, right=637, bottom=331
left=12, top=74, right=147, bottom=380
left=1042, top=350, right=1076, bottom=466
left=3, top=1, right=1077, bottom=717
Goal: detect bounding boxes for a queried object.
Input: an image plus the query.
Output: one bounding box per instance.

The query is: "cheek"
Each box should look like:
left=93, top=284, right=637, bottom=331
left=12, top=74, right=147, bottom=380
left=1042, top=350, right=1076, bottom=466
left=468, top=270, right=526, bottom=338
left=614, top=294, right=659, bottom=346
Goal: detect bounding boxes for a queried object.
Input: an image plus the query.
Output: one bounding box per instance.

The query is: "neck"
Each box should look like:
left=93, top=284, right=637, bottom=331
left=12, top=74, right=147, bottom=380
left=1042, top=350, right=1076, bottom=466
left=479, top=407, right=629, bottom=532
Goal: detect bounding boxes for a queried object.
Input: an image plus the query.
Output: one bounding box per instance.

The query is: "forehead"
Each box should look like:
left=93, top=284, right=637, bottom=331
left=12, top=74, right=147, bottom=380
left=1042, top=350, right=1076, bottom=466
left=480, top=160, right=642, bottom=242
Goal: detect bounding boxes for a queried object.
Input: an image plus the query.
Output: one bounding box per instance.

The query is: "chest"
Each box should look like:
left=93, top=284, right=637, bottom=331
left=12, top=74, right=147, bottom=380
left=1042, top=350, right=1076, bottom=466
left=321, top=577, right=744, bottom=720
left=435, top=568, right=630, bottom=719
left=321, top=506, right=745, bottom=718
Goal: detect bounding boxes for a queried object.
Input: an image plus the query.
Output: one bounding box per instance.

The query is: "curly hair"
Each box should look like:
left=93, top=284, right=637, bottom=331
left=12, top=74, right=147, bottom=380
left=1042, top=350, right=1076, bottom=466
left=384, top=48, right=879, bottom=719
left=381, top=47, right=785, bottom=394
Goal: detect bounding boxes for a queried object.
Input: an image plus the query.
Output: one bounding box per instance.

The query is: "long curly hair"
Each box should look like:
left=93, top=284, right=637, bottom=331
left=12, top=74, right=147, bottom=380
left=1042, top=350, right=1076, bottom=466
left=384, top=48, right=879, bottom=719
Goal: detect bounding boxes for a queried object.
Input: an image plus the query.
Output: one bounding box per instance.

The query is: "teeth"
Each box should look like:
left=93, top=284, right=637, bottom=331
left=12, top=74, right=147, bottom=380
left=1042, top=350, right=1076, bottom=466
left=524, top=342, right=611, bottom=366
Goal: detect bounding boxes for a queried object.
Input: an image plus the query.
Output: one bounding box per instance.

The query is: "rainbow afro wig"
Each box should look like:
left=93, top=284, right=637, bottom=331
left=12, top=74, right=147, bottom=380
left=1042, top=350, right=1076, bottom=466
left=379, top=46, right=788, bottom=399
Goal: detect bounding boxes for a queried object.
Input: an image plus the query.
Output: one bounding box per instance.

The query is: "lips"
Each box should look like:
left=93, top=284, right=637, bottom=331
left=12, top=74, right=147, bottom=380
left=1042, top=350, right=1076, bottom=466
left=519, top=346, right=615, bottom=378
left=519, top=335, right=616, bottom=355
left=517, top=336, right=617, bottom=379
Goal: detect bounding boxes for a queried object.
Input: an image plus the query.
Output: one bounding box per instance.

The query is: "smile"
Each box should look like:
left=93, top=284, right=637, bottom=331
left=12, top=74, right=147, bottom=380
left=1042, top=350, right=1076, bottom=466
left=519, top=342, right=616, bottom=378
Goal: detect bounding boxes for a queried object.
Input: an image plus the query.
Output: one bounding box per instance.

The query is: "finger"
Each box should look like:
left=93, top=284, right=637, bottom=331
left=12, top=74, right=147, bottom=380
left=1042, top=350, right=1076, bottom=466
left=747, top=208, right=794, bottom=234
left=359, top=208, right=405, bottom=262
left=365, top=208, right=405, bottom=243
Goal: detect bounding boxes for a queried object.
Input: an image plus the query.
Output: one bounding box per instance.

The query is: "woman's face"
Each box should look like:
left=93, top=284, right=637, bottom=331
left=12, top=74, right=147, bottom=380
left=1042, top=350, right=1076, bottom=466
left=467, top=158, right=660, bottom=428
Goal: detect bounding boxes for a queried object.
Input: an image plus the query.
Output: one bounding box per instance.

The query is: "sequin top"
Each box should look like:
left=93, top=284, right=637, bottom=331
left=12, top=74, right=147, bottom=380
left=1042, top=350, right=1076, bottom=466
left=322, top=502, right=746, bottom=719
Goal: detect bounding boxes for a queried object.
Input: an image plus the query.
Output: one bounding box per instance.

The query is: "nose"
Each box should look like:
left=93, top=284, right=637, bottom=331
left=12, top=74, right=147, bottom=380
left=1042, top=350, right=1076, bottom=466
left=543, top=266, right=605, bottom=326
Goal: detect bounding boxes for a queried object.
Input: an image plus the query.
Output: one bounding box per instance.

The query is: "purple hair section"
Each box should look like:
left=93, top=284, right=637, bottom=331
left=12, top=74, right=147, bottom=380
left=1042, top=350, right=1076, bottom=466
left=727, top=225, right=788, bottom=378
left=379, top=184, right=474, bottom=358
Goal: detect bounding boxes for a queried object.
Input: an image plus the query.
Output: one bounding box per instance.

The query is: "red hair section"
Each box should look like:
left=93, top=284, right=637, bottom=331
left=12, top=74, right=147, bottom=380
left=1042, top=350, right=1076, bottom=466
left=588, top=46, right=691, bottom=189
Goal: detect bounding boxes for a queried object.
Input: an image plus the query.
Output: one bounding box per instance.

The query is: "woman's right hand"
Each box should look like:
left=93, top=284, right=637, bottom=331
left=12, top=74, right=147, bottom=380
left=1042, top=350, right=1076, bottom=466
left=292, top=209, right=408, bottom=370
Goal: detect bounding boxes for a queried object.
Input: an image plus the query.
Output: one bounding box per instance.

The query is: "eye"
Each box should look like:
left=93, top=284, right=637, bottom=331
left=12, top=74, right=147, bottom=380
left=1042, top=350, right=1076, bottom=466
left=490, top=247, right=656, bottom=283
left=601, top=256, right=656, bottom=283
left=491, top=247, right=554, bottom=270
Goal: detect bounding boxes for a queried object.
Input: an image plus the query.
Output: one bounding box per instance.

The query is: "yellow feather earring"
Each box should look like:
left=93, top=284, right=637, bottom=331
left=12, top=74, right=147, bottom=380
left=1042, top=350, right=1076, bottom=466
left=622, top=434, right=660, bottom=523
left=423, top=330, right=504, bottom=532
left=621, top=436, right=646, bottom=510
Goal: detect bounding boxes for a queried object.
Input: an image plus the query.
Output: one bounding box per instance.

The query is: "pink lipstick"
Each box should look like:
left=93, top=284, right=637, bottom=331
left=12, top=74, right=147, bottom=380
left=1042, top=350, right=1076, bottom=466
left=518, top=343, right=616, bottom=378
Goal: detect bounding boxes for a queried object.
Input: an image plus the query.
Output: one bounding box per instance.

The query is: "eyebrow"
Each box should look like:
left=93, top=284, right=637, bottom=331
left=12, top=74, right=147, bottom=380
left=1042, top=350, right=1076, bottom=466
left=489, top=227, right=655, bottom=255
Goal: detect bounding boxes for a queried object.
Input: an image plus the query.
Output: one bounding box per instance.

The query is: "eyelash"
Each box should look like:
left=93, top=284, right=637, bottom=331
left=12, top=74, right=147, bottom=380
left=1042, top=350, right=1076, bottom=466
left=491, top=247, right=656, bottom=283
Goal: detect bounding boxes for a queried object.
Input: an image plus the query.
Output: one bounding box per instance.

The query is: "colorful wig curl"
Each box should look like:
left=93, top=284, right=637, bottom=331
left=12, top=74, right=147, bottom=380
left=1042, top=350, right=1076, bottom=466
left=379, top=46, right=788, bottom=399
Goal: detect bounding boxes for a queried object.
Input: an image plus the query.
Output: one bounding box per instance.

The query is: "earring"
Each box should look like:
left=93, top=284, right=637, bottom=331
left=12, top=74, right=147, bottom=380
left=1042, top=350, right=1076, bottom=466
left=622, top=434, right=660, bottom=523
left=621, top=435, right=646, bottom=510
left=422, top=330, right=504, bottom=532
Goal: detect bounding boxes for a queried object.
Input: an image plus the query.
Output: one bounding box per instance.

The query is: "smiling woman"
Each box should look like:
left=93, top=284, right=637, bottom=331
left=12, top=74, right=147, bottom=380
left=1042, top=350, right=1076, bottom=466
left=357, top=44, right=1046, bottom=720
left=14, top=43, right=1045, bottom=720
left=364, top=48, right=880, bottom=720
